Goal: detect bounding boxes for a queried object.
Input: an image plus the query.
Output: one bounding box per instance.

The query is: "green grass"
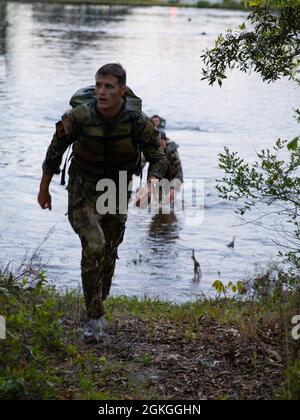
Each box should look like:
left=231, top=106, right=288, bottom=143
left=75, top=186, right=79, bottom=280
left=0, top=269, right=299, bottom=399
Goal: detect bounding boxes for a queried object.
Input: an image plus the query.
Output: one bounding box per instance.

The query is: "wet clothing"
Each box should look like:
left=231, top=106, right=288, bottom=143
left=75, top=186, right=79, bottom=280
left=43, top=98, right=167, bottom=182
left=67, top=172, right=127, bottom=318
left=43, top=93, right=167, bottom=318
left=164, top=141, right=183, bottom=184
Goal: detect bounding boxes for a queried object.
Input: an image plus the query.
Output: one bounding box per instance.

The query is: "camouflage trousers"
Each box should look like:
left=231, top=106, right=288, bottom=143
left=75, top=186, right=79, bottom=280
left=67, top=173, right=127, bottom=319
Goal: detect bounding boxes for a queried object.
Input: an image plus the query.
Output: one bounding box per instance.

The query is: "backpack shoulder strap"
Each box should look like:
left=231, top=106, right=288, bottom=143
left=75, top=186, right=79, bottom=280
left=128, top=111, right=144, bottom=181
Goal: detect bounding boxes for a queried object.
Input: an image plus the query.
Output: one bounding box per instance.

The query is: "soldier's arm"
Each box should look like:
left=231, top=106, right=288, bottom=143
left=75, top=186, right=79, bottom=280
left=135, top=114, right=168, bottom=207
left=38, top=115, right=75, bottom=210
left=163, top=148, right=183, bottom=206
left=168, top=148, right=184, bottom=184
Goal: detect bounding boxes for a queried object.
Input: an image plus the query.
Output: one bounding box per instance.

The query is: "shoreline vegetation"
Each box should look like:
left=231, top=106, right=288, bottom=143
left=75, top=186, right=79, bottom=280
left=9, top=0, right=249, bottom=11
left=1, top=265, right=300, bottom=400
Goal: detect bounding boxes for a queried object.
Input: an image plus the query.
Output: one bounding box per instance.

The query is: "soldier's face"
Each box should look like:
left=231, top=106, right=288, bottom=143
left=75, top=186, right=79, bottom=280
left=95, top=75, right=126, bottom=114
left=151, top=117, right=161, bottom=128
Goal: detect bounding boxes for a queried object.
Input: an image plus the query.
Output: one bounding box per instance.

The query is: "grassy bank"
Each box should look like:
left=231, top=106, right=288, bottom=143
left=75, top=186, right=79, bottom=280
left=1, top=268, right=300, bottom=400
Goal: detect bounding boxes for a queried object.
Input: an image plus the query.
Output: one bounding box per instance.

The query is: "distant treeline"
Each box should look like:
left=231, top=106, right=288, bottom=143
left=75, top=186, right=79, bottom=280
left=7, top=0, right=247, bottom=11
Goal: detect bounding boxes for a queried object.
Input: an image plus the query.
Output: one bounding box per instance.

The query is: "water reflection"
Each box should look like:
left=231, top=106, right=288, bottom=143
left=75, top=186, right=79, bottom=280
left=3, top=2, right=133, bottom=69
left=0, top=1, right=7, bottom=55
left=148, top=212, right=181, bottom=244
left=147, top=212, right=183, bottom=275
left=31, top=3, right=131, bottom=25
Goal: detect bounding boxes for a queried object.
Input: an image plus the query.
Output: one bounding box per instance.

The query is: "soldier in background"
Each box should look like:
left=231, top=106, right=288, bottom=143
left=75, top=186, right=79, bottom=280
left=150, top=115, right=183, bottom=204
left=158, top=131, right=183, bottom=184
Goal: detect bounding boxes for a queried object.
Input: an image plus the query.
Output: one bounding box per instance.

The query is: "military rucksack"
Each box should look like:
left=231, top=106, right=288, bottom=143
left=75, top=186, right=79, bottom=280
left=70, top=85, right=142, bottom=113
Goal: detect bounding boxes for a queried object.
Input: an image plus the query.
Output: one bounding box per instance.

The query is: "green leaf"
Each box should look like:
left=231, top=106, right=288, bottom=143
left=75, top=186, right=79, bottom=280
left=212, top=280, right=226, bottom=294
left=237, top=281, right=246, bottom=294
left=287, top=137, right=299, bottom=151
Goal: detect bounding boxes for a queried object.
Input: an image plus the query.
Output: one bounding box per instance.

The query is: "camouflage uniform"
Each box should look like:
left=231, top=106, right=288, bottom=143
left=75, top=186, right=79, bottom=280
left=43, top=94, right=167, bottom=319
left=164, top=141, right=183, bottom=184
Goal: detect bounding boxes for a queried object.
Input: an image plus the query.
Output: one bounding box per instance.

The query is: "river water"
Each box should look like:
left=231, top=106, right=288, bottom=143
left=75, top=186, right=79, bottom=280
left=0, top=2, right=299, bottom=301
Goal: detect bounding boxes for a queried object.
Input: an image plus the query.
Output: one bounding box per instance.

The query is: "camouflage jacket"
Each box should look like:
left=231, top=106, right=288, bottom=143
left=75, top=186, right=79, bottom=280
left=43, top=96, right=168, bottom=183
left=164, top=141, right=183, bottom=183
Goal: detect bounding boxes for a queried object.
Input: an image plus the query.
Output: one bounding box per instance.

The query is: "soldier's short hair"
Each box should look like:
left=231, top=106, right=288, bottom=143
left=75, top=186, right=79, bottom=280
left=151, top=115, right=161, bottom=122
left=95, top=63, right=126, bottom=86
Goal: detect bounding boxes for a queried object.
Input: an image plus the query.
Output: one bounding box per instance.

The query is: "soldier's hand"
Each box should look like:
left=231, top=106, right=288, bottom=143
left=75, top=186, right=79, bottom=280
left=38, top=189, right=52, bottom=210
left=135, top=185, right=149, bottom=208
left=165, top=189, right=175, bottom=204
left=135, top=177, right=159, bottom=208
